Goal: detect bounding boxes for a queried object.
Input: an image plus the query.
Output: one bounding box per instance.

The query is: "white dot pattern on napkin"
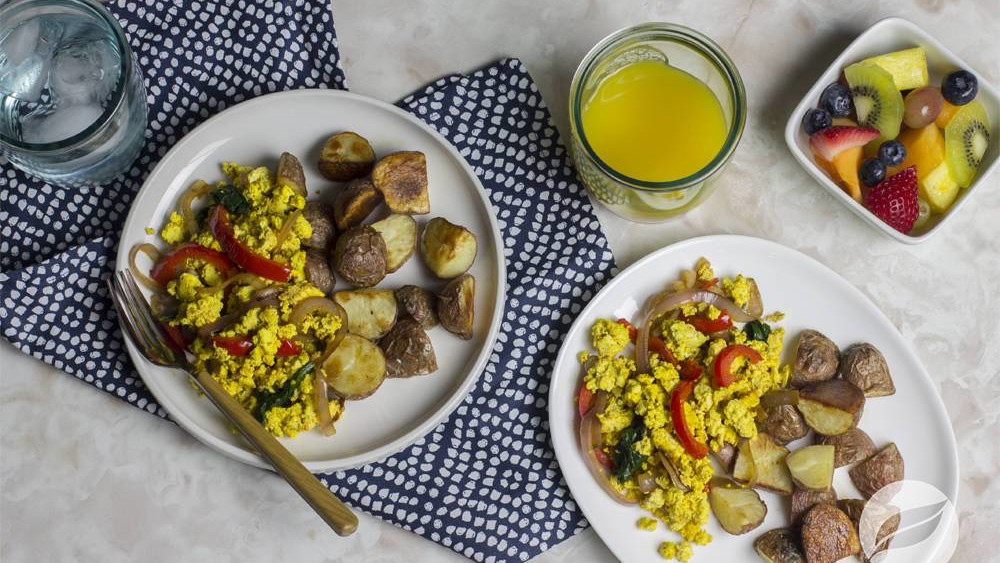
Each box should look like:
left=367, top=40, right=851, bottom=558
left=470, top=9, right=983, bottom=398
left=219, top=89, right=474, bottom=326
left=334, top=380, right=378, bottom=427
left=0, top=5, right=615, bottom=562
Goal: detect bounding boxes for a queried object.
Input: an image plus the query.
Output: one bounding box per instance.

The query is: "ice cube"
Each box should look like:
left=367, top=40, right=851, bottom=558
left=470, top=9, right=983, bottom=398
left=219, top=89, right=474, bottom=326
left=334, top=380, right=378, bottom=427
left=20, top=102, right=102, bottom=143
left=48, top=38, right=116, bottom=105
left=0, top=53, right=50, bottom=101
left=1, top=19, right=41, bottom=66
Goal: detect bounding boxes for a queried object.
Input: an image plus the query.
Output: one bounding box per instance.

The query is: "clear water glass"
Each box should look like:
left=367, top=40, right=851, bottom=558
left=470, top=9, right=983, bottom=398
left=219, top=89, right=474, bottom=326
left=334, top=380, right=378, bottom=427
left=0, top=0, right=147, bottom=188
left=569, top=23, right=747, bottom=223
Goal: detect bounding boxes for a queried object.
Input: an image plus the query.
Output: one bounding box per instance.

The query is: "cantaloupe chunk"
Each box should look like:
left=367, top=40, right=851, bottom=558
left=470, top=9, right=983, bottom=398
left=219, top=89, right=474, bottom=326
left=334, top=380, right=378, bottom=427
left=811, top=146, right=863, bottom=201
left=891, top=124, right=944, bottom=181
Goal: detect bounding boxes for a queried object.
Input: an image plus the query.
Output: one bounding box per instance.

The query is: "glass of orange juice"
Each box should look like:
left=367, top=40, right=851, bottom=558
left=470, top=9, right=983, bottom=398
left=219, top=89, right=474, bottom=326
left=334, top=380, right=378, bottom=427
left=570, top=23, right=747, bottom=222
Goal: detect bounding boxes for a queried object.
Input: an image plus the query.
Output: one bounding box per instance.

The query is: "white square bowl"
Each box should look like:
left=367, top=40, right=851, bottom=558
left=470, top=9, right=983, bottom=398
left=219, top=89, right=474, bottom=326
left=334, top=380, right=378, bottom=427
left=784, top=17, right=1000, bottom=244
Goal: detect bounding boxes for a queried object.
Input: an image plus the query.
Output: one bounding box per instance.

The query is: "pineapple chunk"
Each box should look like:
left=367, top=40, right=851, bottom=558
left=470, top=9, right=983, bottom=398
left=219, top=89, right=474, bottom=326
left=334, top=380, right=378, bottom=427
left=859, top=47, right=929, bottom=90
left=921, top=161, right=960, bottom=213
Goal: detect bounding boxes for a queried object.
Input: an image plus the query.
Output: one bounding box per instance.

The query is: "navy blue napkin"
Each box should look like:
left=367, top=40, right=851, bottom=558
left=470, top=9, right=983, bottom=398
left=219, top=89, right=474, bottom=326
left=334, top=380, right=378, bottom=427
left=1, top=3, right=616, bottom=561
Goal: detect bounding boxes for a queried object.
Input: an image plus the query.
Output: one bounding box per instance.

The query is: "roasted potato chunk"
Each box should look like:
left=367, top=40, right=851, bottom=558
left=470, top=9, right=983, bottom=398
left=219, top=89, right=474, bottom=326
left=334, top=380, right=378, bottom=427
left=276, top=152, right=306, bottom=196
left=370, top=213, right=417, bottom=272
left=815, top=427, right=876, bottom=468
left=379, top=319, right=438, bottom=378
left=318, top=131, right=375, bottom=182
left=372, top=151, right=429, bottom=214
left=801, top=503, right=861, bottom=563
left=754, top=528, right=807, bottom=563
left=437, top=274, right=475, bottom=339
left=322, top=333, right=386, bottom=399
left=709, top=482, right=767, bottom=535
left=786, top=445, right=835, bottom=491
left=748, top=432, right=794, bottom=494
left=395, top=285, right=438, bottom=328
left=713, top=443, right=737, bottom=474
left=798, top=380, right=866, bottom=436
left=839, top=343, right=895, bottom=398
left=304, top=249, right=334, bottom=295
left=420, top=217, right=478, bottom=278
left=334, top=288, right=397, bottom=340
left=762, top=404, right=809, bottom=445
left=792, top=329, right=840, bottom=387
left=301, top=201, right=336, bottom=249
left=332, top=225, right=388, bottom=288
left=790, top=487, right=837, bottom=526
left=849, top=443, right=904, bottom=498
left=333, top=177, right=383, bottom=231
left=838, top=498, right=900, bottom=562
left=732, top=438, right=755, bottom=484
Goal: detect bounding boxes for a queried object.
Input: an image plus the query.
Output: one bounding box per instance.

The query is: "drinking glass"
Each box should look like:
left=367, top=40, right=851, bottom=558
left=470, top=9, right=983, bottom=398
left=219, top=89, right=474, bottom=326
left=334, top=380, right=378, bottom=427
left=0, top=0, right=147, bottom=188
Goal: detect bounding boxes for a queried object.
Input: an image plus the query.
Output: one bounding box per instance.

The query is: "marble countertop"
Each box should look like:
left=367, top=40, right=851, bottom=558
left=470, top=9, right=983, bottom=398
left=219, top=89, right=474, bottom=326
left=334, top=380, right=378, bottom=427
left=2, top=0, right=998, bottom=561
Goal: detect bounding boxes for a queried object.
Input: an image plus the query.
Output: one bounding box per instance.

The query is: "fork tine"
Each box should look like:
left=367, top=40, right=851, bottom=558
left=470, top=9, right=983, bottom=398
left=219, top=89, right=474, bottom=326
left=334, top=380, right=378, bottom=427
left=108, top=273, right=147, bottom=351
left=120, top=270, right=175, bottom=364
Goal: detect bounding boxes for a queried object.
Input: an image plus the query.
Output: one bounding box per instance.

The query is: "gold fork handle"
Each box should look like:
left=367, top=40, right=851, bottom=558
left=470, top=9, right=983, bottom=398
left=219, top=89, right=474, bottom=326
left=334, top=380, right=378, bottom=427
left=190, top=368, right=358, bottom=536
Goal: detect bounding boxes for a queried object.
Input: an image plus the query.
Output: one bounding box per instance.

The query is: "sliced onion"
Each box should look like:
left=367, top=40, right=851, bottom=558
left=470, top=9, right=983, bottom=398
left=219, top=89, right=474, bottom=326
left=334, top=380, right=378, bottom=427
left=744, top=279, right=763, bottom=319
left=314, top=374, right=336, bottom=436
left=128, top=243, right=162, bottom=291
left=195, top=272, right=267, bottom=295
left=578, top=392, right=635, bottom=505
left=197, top=287, right=282, bottom=336
left=290, top=296, right=349, bottom=358
left=178, top=180, right=213, bottom=235
left=658, top=452, right=691, bottom=493
left=634, top=288, right=761, bottom=374
left=273, top=210, right=302, bottom=250
left=759, top=389, right=799, bottom=410
left=637, top=472, right=658, bottom=493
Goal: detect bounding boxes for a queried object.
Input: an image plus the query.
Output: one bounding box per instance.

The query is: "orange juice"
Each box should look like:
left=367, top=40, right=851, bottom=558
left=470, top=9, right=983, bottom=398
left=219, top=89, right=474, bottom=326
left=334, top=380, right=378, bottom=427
left=581, top=60, right=727, bottom=182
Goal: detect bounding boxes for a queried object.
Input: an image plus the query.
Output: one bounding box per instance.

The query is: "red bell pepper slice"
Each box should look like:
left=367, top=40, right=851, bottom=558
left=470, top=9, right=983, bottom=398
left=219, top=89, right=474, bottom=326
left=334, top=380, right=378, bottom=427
left=648, top=335, right=678, bottom=364
left=212, top=336, right=301, bottom=357
left=593, top=448, right=614, bottom=469
left=616, top=318, right=638, bottom=342
left=208, top=206, right=291, bottom=282
left=162, top=323, right=192, bottom=352
left=713, top=344, right=763, bottom=387
left=577, top=384, right=595, bottom=418
left=670, top=380, right=708, bottom=459
left=150, top=243, right=237, bottom=286
left=681, top=312, right=732, bottom=334
left=679, top=359, right=703, bottom=381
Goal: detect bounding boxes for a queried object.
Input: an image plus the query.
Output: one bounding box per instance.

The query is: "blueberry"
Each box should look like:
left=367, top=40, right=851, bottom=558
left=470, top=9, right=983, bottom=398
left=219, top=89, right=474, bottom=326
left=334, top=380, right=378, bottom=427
left=820, top=83, right=853, bottom=117
left=860, top=158, right=887, bottom=187
left=942, top=70, right=978, bottom=106
left=802, top=108, right=832, bottom=135
left=877, top=140, right=906, bottom=167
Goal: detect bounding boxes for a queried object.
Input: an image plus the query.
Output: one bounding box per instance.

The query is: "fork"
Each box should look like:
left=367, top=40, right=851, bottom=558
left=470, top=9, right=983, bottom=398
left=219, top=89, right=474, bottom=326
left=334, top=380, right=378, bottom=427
left=108, top=270, right=358, bottom=536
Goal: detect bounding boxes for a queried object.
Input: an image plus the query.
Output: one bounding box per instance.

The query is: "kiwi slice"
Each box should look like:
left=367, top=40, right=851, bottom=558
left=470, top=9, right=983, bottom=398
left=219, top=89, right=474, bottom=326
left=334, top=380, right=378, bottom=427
left=945, top=100, right=991, bottom=187
left=844, top=63, right=904, bottom=147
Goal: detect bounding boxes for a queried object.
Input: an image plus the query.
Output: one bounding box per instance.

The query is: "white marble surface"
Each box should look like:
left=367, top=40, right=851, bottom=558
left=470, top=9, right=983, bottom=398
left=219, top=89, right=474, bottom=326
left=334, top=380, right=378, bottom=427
left=2, top=1, right=999, bottom=561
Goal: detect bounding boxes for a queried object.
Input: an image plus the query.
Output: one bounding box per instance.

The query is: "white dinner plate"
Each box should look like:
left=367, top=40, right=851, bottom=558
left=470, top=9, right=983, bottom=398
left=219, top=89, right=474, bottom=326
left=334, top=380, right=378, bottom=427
left=117, top=89, right=505, bottom=473
left=549, top=235, right=959, bottom=562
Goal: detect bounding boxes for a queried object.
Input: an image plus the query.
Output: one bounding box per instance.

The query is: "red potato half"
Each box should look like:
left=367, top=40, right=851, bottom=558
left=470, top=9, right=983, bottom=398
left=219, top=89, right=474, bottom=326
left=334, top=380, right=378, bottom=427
left=797, top=379, right=866, bottom=436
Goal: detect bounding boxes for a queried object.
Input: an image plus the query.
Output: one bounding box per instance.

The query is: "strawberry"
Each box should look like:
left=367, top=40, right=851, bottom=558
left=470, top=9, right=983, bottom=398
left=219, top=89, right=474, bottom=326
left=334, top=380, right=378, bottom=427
left=864, top=167, right=919, bottom=233
left=809, top=126, right=880, bottom=161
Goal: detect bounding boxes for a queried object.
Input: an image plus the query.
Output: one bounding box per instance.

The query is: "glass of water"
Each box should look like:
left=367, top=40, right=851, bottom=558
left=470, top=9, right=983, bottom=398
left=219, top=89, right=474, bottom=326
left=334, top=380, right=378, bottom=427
left=0, top=0, right=147, bottom=188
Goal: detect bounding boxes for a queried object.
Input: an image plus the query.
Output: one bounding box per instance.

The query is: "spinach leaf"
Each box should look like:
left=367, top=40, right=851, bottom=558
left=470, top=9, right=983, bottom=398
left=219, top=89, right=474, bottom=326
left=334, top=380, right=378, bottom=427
left=612, top=418, right=647, bottom=483
left=211, top=184, right=251, bottom=215
left=744, top=320, right=772, bottom=342
left=195, top=203, right=217, bottom=228
left=252, top=361, right=314, bottom=422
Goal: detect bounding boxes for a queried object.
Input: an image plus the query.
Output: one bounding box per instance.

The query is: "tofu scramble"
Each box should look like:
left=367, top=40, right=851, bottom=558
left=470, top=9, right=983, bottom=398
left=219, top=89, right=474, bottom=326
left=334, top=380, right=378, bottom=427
left=132, top=161, right=347, bottom=438
left=576, top=258, right=791, bottom=561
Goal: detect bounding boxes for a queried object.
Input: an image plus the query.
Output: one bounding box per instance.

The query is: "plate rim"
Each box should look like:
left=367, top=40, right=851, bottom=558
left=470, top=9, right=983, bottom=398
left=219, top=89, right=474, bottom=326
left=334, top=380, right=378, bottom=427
left=115, top=88, right=507, bottom=473
left=547, top=233, right=960, bottom=561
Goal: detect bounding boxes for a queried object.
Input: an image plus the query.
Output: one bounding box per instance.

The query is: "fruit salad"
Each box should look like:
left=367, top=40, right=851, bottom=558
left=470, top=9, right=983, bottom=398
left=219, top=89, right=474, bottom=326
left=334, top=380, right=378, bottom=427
left=802, top=46, right=992, bottom=234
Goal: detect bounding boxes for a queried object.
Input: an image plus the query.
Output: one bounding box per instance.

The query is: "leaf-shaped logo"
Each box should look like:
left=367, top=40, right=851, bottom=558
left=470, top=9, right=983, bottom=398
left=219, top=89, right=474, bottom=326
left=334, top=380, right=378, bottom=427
left=860, top=480, right=957, bottom=562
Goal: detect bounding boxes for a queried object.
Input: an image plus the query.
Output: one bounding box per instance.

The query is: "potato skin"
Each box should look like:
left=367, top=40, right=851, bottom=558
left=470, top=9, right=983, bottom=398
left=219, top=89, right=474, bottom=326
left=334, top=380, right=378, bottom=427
left=276, top=152, right=306, bottom=196
left=304, top=249, right=334, bottom=295
left=380, top=319, right=438, bottom=378
left=839, top=343, right=895, bottom=398
left=318, top=131, right=376, bottom=182
left=301, top=201, right=336, bottom=249
left=396, top=285, right=438, bottom=328
left=800, top=503, right=861, bottom=563
left=332, top=225, right=388, bottom=288
left=763, top=404, right=809, bottom=445
left=838, top=498, right=900, bottom=562
left=333, top=177, right=383, bottom=231
left=790, top=487, right=837, bottom=526
left=815, top=427, right=876, bottom=468
left=792, top=330, right=840, bottom=387
left=372, top=151, right=430, bottom=214
left=438, top=274, right=475, bottom=339
left=753, top=528, right=807, bottom=563
left=849, top=443, right=904, bottom=498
